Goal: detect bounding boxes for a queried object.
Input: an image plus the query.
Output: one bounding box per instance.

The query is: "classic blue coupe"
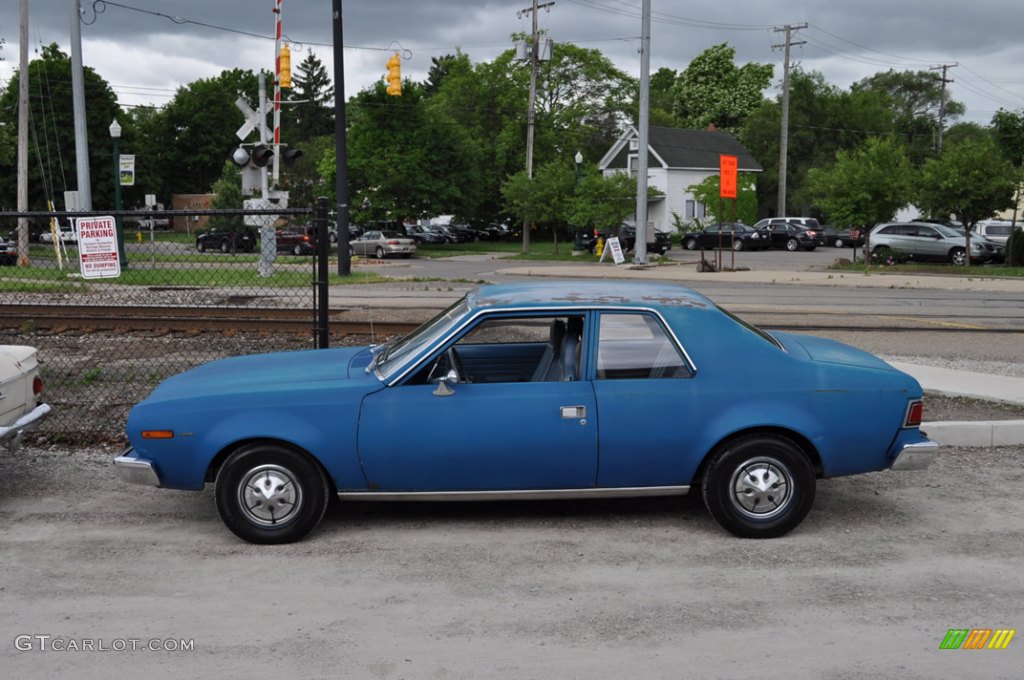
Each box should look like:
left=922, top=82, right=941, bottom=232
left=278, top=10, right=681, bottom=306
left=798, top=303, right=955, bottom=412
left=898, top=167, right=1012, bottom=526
left=116, top=281, right=937, bottom=544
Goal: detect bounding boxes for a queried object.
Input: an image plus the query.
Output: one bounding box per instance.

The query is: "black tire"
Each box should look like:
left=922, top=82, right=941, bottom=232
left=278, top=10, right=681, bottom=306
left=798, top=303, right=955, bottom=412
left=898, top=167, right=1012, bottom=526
left=732, top=239, right=744, bottom=252
left=329, top=232, right=338, bottom=243
left=949, top=247, right=966, bottom=266
left=348, top=246, right=354, bottom=257
left=786, top=238, right=799, bottom=252
left=834, top=238, right=844, bottom=248
left=293, top=244, right=303, bottom=256
left=215, top=443, right=330, bottom=544
left=684, top=238, right=698, bottom=251
left=220, top=240, right=229, bottom=254
left=197, top=241, right=206, bottom=253
left=873, top=245, right=892, bottom=258
left=701, top=434, right=816, bottom=539
left=375, top=246, right=385, bottom=259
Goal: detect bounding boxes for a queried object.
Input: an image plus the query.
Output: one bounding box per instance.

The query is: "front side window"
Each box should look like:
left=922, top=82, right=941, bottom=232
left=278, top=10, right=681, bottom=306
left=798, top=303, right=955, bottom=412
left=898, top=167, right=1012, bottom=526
left=596, top=313, right=692, bottom=380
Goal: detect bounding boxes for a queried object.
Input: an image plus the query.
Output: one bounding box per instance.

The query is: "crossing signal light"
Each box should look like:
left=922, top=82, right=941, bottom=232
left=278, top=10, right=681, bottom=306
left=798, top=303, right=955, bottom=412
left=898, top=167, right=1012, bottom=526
left=250, top=145, right=274, bottom=167
left=386, top=52, right=402, bottom=96
left=281, top=147, right=303, bottom=166
left=279, top=44, right=292, bottom=88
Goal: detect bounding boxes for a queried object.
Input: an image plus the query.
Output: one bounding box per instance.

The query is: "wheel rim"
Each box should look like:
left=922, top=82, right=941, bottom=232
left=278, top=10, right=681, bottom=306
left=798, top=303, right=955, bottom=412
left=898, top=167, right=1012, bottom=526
left=221, top=241, right=229, bottom=253
left=951, top=249, right=966, bottom=265
left=729, top=456, right=793, bottom=520
left=834, top=238, right=843, bottom=248
left=732, top=240, right=743, bottom=251
left=786, top=239, right=798, bottom=251
left=685, top=239, right=696, bottom=250
left=376, top=247, right=384, bottom=258
left=237, top=464, right=304, bottom=527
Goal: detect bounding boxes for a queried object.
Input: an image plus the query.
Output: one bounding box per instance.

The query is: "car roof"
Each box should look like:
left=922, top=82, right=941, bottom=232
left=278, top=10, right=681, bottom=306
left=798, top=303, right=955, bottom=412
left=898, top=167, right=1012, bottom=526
left=468, top=280, right=714, bottom=311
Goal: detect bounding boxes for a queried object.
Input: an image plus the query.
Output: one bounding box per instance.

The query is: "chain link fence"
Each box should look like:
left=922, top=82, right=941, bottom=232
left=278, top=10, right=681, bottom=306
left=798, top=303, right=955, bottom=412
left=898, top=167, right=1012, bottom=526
left=1, top=203, right=333, bottom=440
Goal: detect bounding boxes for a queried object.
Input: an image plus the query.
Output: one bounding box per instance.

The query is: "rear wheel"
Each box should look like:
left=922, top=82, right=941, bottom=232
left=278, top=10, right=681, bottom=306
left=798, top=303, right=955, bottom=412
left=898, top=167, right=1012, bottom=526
left=949, top=247, right=966, bottom=266
left=834, top=238, right=845, bottom=248
left=292, top=244, right=303, bottom=256
left=732, top=239, right=744, bottom=251
left=702, top=434, right=816, bottom=538
left=197, top=241, right=206, bottom=253
left=786, top=238, right=799, bottom=252
left=684, top=238, right=698, bottom=251
left=220, top=240, right=229, bottom=253
left=215, top=444, right=330, bottom=544
left=375, top=246, right=385, bottom=259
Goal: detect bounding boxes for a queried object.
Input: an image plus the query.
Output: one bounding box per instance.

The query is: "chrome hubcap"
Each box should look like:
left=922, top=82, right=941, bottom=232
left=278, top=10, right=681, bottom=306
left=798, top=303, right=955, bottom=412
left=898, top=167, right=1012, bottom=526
left=730, top=457, right=792, bottom=520
left=238, top=464, right=303, bottom=526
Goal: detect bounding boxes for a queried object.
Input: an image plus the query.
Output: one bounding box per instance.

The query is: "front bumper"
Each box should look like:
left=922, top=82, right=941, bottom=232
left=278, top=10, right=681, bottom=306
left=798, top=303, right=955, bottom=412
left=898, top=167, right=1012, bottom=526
left=0, top=403, right=52, bottom=452
left=890, top=438, right=939, bottom=471
left=114, top=448, right=162, bottom=486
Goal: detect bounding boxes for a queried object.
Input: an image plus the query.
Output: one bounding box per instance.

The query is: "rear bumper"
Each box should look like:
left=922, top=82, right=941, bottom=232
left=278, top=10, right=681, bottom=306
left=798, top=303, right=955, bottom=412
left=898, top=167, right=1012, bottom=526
left=114, top=448, right=162, bottom=487
left=0, top=403, right=52, bottom=452
left=890, top=438, right=939, bottom=471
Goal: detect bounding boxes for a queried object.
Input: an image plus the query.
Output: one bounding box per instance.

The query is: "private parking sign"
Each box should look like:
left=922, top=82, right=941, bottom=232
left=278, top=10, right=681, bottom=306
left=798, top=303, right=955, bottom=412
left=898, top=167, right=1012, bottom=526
left=76, top=216, right=121, bottom=279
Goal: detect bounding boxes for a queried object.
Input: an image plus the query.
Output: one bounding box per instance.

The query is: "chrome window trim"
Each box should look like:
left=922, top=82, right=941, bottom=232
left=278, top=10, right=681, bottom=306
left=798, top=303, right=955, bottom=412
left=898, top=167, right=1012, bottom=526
left=383, top=305, right=698, bottom=387
left=338, top=485, right=690, bottom=502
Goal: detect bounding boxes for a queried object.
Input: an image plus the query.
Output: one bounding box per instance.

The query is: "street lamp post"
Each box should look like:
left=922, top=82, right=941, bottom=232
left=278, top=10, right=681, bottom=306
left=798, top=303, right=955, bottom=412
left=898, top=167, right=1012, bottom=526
left=109, top=119, right=128, bottom=267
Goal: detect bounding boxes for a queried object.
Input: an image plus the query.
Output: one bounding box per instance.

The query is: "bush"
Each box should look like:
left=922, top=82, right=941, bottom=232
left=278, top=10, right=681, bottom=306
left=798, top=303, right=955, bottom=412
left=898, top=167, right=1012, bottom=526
left=1007, top=227, right=1024, bottom=266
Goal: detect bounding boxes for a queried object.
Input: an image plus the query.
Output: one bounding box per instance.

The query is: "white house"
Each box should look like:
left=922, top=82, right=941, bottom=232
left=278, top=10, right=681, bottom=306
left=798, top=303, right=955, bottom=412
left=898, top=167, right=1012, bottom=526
left=598, top=126, right=763, bottom=234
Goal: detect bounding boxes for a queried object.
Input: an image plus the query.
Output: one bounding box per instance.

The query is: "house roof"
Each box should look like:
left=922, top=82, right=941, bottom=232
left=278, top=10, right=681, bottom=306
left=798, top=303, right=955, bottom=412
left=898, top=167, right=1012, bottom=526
left=600, top=127, right=763, bottom=173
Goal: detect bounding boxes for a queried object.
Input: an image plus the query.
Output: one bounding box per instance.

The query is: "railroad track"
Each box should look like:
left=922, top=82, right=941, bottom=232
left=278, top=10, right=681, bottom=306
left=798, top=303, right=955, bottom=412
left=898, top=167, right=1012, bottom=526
left=2, top=304, right=1021, bottom=335
left=0, top=305, right=420, bottom=336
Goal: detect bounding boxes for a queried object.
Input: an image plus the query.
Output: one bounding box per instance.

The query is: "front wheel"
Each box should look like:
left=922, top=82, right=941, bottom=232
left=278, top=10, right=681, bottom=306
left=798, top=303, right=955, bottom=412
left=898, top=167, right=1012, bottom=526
left=375, top=246, right=385, bottom=259
left=732, top=239, right=744, bottom=252
left=949, top=247, right=966, bottom=266
left=785, top=238, right=799, bottom=252
left=197, top=241, right=206, bottom=253
left=220, top=240, right=230, bottom=253
left=215, top=444, right=330, bottom=544
left=684, top=238, right=698, bottom=251
left=834, top=238, right=844, bottom=248
left=701, top=434, right=815, bottom=538
left=293, top=244, right=303, bottom=256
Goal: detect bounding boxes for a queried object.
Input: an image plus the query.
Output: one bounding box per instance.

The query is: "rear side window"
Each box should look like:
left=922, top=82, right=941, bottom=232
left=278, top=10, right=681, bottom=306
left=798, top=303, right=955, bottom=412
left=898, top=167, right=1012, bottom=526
left=596, top=313, right=692, bottom=380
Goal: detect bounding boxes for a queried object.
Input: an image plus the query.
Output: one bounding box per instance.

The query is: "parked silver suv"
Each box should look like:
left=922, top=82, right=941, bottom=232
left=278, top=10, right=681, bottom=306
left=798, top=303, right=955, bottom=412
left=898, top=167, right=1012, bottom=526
left=869, top=222, right=997, bottom=265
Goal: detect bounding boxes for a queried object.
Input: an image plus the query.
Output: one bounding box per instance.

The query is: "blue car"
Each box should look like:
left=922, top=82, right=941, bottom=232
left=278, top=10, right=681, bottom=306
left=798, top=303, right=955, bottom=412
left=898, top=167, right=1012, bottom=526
left=115, top=281, right=937, bottom=544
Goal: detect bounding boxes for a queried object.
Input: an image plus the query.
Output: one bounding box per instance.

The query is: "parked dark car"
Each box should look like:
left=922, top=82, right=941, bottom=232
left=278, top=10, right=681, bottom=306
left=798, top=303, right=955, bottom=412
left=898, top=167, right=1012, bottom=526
left=580, top=225, right=671, bottom=255
left=822, top=226, right=865, bottom=248
left=276, top=226, right=316, bottom=256
left=431, top=225, right=475, bottom=243
left=0, top=236, right=17, bottom=265
left=196, top=227, right=255, bottom=253
left=682, top=223, right=771, bottom=251
left=402, top=225, right=447, bottom=245
left=763, top=222, right=822, bottom=251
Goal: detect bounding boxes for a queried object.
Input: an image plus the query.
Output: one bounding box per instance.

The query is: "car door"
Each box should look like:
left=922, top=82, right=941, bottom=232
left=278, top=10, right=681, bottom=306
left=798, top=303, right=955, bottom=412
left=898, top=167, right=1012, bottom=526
left=354, top=231, right=377, bottom=256
left=357, top=313, right=599, bottom=491
left=913, top=224, right=945, bottom=259
left=590, top=311, right=698, bottom=487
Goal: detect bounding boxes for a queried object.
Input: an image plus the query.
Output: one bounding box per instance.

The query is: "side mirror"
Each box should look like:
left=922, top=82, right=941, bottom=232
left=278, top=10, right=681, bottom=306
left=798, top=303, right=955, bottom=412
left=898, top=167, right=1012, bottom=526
left=432, top=369, right=458, bottom=397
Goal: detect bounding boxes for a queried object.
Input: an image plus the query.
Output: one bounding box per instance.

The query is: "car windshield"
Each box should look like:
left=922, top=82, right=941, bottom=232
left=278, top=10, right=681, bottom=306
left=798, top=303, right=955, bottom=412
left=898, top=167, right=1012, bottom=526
left=380, top=231, right=402, bottom=239
left=375, top=298, right=470, bottom=379
left=933, top=224, right=963, bottom=238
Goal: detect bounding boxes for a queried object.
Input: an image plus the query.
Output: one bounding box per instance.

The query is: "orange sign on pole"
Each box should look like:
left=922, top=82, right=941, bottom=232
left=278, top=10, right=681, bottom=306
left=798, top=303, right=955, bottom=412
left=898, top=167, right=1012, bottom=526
left=720, top=155, right=738, bottom=199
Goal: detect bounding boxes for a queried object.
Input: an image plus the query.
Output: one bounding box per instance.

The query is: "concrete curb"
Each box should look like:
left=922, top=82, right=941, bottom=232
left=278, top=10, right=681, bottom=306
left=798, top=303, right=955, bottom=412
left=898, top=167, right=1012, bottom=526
left=923, top=420, right=1024, bottom=448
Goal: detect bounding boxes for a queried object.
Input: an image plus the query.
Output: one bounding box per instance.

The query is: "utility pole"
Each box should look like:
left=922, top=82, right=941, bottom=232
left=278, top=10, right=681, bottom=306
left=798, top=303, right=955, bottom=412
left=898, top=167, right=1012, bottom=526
left=332, top=0, right=350, bottom=276
left=772, top=23, right=806, bottom=218
left=632, top=0, right=651, bottom=265
left=930, top=63, right=956, bottom=154
left=519, top=0, right=554, bottom=254
left=69, top=0, right=92, bottom=210
left=17, top=0, right=29, bottom=265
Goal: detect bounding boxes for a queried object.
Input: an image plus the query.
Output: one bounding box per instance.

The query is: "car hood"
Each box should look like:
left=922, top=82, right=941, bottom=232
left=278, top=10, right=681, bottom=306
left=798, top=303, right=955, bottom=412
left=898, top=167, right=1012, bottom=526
left=770, top=332, right=897, bottom=372
left=143, top=346, right=373, bottom=402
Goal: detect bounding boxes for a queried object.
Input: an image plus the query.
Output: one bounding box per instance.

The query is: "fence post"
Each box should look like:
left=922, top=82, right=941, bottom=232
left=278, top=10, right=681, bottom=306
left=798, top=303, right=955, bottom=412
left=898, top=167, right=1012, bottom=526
left=315, top=197, right=330, bottom=349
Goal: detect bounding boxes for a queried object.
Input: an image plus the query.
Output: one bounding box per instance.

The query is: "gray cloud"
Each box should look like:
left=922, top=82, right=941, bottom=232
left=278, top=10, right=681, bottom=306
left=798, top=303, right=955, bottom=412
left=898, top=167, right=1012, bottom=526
left=2, top=0, right=1022, bottom=122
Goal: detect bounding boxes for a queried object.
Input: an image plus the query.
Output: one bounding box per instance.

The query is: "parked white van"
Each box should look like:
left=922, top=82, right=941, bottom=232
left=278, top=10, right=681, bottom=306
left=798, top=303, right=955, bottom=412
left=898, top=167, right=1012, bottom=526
left=974, top=220, right=1021, bottom=245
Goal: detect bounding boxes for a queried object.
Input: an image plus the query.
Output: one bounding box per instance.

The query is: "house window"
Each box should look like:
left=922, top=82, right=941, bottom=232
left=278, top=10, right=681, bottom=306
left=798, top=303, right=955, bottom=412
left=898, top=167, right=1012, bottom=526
left=685, top=200, right=706, bottom=220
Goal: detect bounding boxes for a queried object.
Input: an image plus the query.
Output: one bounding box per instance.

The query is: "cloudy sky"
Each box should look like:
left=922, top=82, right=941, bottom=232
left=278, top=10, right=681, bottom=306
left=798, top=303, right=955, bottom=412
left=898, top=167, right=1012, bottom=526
left=2, top=0, right=1023, bottom=126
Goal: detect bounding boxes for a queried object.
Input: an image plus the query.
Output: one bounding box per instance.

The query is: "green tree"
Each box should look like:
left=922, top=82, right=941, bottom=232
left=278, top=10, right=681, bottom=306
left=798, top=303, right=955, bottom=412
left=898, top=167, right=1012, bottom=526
left=805, top=137, right=913, bottom=229
left=916, top=137, right=1017, bottom=265
left=501, top=160, right=576, bottom=251
left=567, top=171, right=640, bottom=233
left=282, top=52, right=334, bottom=143
left=687, top=173, right=759, bottom=225
left=0, top=43, right=120, bottom=210
left=154, top=68, right=263, bottom=197
left=991, top=109, right=1024, bottom=223
left=207, top=162, right=248, bottom=253
left=279, top=134, right=333, bottom=219
left=673, top=44, right=773, bottom=132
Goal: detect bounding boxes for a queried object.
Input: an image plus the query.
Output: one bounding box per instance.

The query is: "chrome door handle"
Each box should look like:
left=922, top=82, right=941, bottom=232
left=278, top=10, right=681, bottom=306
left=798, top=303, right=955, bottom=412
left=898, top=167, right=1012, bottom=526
left=560, top=405, right=586, bottom=419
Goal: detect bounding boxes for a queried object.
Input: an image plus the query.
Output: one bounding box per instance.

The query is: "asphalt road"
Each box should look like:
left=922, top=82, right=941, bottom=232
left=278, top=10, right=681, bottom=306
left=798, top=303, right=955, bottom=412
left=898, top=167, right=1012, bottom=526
left=2, top=443, right=1021, bottom=679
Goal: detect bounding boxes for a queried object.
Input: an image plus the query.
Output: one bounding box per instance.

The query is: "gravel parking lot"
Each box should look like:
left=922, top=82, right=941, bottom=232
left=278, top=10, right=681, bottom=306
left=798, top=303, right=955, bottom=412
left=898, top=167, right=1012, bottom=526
left=2, top=440, right=1021, bottom=679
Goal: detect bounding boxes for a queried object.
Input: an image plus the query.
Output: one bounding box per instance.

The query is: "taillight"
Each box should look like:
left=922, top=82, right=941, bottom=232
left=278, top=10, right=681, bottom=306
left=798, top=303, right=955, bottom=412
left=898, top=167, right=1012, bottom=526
left=303, top=235, right=309, bottom=242
left=904, top=400, right=924, bottom=427
left=387, top=240, right=400, bottom=245
left=33, top=375, right=43, bottom=396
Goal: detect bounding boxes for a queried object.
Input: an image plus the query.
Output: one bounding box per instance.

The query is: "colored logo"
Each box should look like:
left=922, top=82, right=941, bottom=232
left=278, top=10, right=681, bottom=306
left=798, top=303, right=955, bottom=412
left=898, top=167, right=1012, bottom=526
left=940, top=628, right=1015, bottom=650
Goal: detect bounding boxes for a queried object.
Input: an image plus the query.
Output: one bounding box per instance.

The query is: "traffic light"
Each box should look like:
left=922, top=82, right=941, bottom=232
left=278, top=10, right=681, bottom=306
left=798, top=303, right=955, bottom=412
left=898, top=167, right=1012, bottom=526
left=279, top=43, right=292, bottom=88
left=386, top=52, right=401, bottom=96
left=281, top=147, right=303, bottom=166
left=250, top=145, right=274, bottom=167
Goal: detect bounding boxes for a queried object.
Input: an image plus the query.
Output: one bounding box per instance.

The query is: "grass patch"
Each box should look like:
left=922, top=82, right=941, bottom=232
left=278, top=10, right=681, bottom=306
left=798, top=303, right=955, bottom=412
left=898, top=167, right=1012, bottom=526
left=829, top=261, right=1024, bottom=277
